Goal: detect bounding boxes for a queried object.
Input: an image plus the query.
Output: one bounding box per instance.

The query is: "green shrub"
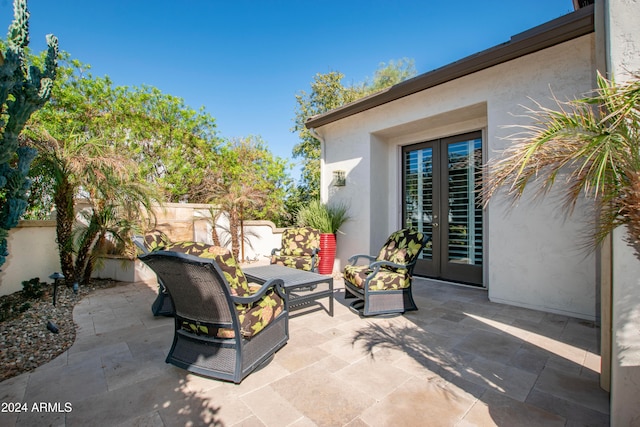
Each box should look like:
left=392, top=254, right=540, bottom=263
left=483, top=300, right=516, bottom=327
left=21, top=277, right=45, bottom=299
left=0, top=300, right=11, bottom=322
left=296, top=200, right=351, bottom=234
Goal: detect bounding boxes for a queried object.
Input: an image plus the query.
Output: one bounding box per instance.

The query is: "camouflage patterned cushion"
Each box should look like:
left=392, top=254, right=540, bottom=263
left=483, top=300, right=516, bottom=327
left=180, top=287, right=285, bottom=338
left=376, top=228, right=425, bottom=274
left=343, top=228, right=425, bottom=291
left=163, top=241, right=252, bottom=297
left=343, top=264, right=411, bottom=290
left=139, top=229, right=172, bottom=254
left=164, top=241, right=285, bottom=338
left=271, top=255, right=316, bottom=271
left=280, top=227, right=320, bottom=256
left=271, top=227, right=320, bottom=271
left=235, top=288, right=285, bottom=337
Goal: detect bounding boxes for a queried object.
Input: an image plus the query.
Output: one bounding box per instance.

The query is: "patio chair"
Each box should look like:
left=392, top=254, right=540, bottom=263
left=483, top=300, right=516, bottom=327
left=271, top=227, right=321, bottom=272
left=134, top=229, right=172, bottom=253
left=343, top=228, right=429, bottom=316
left=133, top=229, right=175, bottom=316
left=139, top=243, right=289, bottom=384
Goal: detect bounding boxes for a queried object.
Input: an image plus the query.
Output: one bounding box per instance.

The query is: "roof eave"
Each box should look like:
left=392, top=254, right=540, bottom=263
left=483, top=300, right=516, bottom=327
left=305, top=4, right=595, bottom=129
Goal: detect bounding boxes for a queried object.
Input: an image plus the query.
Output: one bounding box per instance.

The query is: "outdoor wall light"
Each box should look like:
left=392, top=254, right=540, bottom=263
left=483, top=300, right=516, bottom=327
left=333, top=170, right=346, bottom=187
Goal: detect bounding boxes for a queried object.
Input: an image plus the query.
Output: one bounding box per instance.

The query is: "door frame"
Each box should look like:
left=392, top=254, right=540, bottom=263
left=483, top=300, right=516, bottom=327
left=401, top=130, right=485, bottom=286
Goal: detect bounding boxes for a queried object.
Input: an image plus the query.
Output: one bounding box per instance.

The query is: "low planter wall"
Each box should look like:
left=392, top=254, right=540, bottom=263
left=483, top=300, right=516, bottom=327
left=91, top=256, right=158, bottom=283
left=0, top=204, right=286, bottom=297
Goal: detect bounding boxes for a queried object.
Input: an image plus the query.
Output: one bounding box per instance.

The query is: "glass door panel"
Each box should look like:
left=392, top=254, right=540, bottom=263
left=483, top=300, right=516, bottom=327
left=446, top=139, right=482, bottom=265
left=403, top=143, right=439, bottom=277
left=404, top=146, right=433, bottom=261
left=441, top=135, right=483, bottom=285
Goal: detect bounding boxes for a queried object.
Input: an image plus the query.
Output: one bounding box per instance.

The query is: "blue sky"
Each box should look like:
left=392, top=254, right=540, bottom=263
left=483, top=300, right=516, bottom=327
left=1, top=0, right=576, bottom=181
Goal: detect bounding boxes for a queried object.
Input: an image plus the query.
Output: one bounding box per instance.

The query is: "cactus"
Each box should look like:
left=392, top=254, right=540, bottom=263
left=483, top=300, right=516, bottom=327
left=0, top=0, right=58, bottom=268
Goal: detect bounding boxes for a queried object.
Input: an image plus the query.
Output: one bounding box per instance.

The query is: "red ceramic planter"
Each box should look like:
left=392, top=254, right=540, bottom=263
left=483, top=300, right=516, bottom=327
left=318, top=233, right=336, bottom=275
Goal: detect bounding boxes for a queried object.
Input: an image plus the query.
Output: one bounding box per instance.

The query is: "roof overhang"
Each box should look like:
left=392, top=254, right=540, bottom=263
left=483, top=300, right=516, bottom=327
left=305, top=4, right=594, bottom=130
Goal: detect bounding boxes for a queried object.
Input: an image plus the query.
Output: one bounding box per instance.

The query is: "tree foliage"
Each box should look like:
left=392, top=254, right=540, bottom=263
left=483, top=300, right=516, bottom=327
left=18, top=46, right=296, bottom=276
left=26, top=121, right=159, bottom=284
left=25, top=57, right=220, bottom=211
left=1, top=18, right=311, bottom=278
left=191, top=135, right=292, bottom=259
left=20, top=55, right=221, bottom=283
left=292, top=71, right=360, bottom=202
left=366, top=58, right=417, bottom=93
left=109, top=85, right=220, bottom=201
left=291, top=58, right=416, bottom=202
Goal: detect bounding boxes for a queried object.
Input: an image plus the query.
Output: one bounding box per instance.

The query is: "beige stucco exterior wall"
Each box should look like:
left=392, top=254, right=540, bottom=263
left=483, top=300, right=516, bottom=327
left=0, top=221, right=61, bottom=296
left=318, top=33, right=598, bottom=320
left=605, top=0, right=640, bottom=424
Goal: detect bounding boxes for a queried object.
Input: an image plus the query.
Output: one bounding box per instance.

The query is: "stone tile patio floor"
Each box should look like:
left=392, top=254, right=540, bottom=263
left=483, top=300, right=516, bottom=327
left=0, top=277, right=609, bottom=426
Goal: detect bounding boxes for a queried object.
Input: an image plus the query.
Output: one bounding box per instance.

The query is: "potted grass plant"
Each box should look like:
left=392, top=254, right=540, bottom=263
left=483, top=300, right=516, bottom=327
left=296, top=200, right=351, bottom=274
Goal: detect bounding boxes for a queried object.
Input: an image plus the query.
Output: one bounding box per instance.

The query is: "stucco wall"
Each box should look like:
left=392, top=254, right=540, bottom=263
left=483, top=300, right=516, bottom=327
left=318, top=34, right=598, bottom=319
left=196, top=218, right=283, bottom=262
left=0, top=221, right=61, bottom=296
left=0, top=204, right=284, bottom=297
left=321, top=119, right=371, bottom=272
left=605, top=0, right=640, bottom=424
left=147, top=203, right=283, bottom=262
left=485, top=35, right=597, bottom=319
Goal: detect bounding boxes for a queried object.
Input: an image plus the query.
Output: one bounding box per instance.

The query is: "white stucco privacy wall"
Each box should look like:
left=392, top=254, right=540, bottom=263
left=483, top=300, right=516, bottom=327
left=605, top=0, right=640, bottom=424
left=0, top=221, right=61, bottom=295
left=319, top=33, right=598, bottom=320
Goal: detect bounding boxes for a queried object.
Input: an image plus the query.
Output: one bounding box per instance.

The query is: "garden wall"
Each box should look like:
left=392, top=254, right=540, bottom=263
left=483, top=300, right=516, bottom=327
left=0, top=220, right=61, bottom=297
left=0, top=203, right=284, bottom=297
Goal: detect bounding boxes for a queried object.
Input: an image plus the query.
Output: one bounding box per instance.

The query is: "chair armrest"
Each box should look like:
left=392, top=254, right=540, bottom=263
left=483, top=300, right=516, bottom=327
left=232, top=278, right=286, bottom=304
left=362, top=260, right=415, bottom=288
left=363, top=259, right=417, bottom=280
left=132, top=235, right=150, bottom=255
left=310, top=247, right=321, bottom=272
left=369, top=260, right=410, bottom=270
left=271, top=248, right=280, bottom=256
left=348, top=254, right=376, bottom=264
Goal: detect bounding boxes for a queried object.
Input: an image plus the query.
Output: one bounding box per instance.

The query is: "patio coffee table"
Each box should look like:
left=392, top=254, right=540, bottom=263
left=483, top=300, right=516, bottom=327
left=244, top=264, right=334, bottom=316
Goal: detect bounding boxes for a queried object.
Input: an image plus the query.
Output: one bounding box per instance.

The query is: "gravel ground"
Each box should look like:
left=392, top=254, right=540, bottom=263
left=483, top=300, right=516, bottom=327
left=0, top=280, right=117, bottom=382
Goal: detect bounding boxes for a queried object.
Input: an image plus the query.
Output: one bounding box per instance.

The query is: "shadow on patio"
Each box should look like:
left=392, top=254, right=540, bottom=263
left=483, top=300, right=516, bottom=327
left=0, top=277, right=610, bottom=426
left=350, top=279, right=608, bottom=426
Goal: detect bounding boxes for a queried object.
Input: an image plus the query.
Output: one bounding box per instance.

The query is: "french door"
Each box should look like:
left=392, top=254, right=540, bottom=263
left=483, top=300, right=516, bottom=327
left=402, top=131, right=483, bottom=286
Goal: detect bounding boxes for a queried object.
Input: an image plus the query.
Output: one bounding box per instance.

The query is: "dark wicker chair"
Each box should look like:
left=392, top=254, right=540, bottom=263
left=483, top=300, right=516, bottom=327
left=133, top=230, right=174, bottom=316
left=271, top=227, right=320, bottom=272
left=343, top=228, right=429, bottom=316
left=139, top=246, right=289, bottom=384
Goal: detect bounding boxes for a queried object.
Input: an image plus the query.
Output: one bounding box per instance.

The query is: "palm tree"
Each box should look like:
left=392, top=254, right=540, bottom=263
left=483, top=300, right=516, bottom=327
left=190, top=137, right=286, bottom=260
left=196, top=177, right=265, bottom=261
left=28, top=128, right=158, bottom=285
left=77, top=171, right=156, bottom=284
left=483, top=71, right=640, bottom=251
